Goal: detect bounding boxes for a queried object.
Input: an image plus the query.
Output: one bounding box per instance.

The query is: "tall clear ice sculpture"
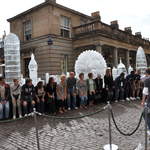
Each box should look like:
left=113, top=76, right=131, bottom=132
left=4, top=33, right=21, bottom=84
left=75, top=50, right=107, bottom=79
left=28, top=53, right=38, bottom=86
left=136, top=46, right=147, bottom=75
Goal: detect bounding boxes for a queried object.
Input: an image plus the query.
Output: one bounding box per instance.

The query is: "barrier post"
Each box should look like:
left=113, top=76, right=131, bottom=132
left=33, top=108, right=40, bottom=150
left=103, top=101, right=118, bottom=150
left=144, top=102, right=148, bottom=150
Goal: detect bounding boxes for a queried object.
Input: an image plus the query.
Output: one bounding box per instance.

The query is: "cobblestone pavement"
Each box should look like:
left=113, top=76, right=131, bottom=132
left=0, top=101, right=149, bottom=150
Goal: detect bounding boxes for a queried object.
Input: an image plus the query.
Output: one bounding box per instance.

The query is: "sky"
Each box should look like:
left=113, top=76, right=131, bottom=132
left=0, top=0, right=150, bottom=38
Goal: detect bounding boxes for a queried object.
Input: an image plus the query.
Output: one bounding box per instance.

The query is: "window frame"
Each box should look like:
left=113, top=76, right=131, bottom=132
left=60, top=16, right=71, bottom=38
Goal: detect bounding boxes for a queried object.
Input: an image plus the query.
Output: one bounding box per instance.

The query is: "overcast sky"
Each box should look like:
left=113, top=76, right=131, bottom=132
left=0, top=0, right=150, bottom=38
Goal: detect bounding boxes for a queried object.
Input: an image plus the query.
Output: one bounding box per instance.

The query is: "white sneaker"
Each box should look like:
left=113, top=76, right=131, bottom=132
left=75, top=107, right=78, bottom=110
left=136, top=97, right=140, bottom=100
left=115, top=100, right=118, bottom=103
left=13, top=116, right=16, bottom=120
left=121, top=99, right=125, bottom=102
left=19, top=115, right=22, bottom=119
left=68, top=107, right=71, bottom=111
left=133, top=97, right=136, bottom=101
left=24, top=114, right=28, bottom=117
left=130, top=97, right=134, bottom=101
left=126, top=98, right=130, bottom=101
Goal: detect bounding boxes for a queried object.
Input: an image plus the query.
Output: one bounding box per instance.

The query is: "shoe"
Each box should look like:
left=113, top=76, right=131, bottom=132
left=13, top=116, right=16, bottom=120
left=130, top=97, right=134, bottom=101
left=136, top=97, right=140, bottom=100
left=133, top=97, right=136, bottom=101
left=19, top=115, right=22, bottom=119
left=75, top=107, right=78, bottom=110
left=38, top=113, right=42, bottom=116
left=115, top=100, right=118, bottom=103
left=24, top=114, right=28, bottom=117
left=126, top=98, right=130, bottom=101
left=68, top=107, right=71, bottom=111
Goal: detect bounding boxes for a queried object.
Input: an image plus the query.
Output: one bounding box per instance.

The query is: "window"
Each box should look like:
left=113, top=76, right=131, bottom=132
left=23, top=20, right=32, bottom=41
left=61, top=55, right=68, bottom=74
left=60, top=16, right=71, bottom=38
left=24, top=57, right=31, bottom=77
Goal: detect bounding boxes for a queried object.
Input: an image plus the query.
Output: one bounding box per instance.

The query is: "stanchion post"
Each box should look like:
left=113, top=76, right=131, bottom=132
left=108, top=101, right=112, bottom=150
left=33, top=108, right=40, bottom=150
left=103, top=101, right=118, bottom=150
left=144, top=102, right=148, bottom=150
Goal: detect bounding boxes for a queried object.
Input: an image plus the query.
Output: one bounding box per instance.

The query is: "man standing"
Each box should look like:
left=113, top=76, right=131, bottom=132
left=141, top=68, right=150, bottom=135
left=67, top=72, right=77, bottom=110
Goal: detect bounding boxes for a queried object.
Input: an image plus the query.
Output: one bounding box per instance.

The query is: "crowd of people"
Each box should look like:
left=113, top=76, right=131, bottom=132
left=0, top=69, right=146, bottom=120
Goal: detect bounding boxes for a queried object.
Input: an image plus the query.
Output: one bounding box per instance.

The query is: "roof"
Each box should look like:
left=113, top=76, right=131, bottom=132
left=7, top=1, right=92, bottom=22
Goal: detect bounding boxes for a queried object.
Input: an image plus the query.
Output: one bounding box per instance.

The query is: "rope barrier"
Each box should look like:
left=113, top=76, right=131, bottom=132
left=110, top=108, right=143, bottom=136
left=38, top=106, right=106, bottom=120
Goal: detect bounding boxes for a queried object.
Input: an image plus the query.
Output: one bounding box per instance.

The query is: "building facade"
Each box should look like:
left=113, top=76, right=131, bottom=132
left=7, top=0, right=150, bottom=79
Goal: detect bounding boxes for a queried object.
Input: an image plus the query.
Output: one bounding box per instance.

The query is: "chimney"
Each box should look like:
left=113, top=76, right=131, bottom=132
left=91, top=11, right=101, bottom=21
left=45, top=0, right=56, bottom=3
left=135, top=32, right=142, bottom=38
left=110, top=20, right=119, bottom=29
left=124, top=27, right=132, bottom=34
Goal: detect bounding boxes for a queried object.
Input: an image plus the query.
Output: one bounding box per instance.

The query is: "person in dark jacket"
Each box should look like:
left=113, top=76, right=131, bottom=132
left=45, top=77, right=57, bottom=114
left=21, top=79, right=35, bottom=116
left=125, top=71, right=136, bottom=101
left=114, top=72, right=126, bottom=102
left=94, top=74, right=103, bottom=104
left=0, top=77, right=11, bottom=120
left=104, top=69, right=114, bottom=102
left=67, top=72, right=77, bottom=110
left=35, top=81, right=45, bottom=114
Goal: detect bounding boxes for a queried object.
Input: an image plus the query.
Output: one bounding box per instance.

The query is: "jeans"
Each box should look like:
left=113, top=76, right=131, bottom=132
left=23, top=101, right=34, bottom=115
left=0, top=101, right=9, bottom=119
left=80, top=96, right=87, bottom=106
left=115, top=88, right=125, bottom=100
left=67, top=88, right=76, bottom=109
left=12, top=98, right=22, bottom=117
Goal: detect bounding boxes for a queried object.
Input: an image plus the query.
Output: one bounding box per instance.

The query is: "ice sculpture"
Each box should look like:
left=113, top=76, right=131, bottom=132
left=128, top=65, right=133, bottom=74
left=117, top=59, right=127, bottom=76
left=75, top=50, right=107, bottom=79
left=112, top=67, right=118, bottom=80
left=28, top=53, right=38, bottom=86
left=4, top=33, right=21, bottom=84
left=136, top=46, right=147, bottom=75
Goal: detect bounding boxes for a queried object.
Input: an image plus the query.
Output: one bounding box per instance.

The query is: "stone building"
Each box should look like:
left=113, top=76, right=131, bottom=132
left=7, top=0, right=150, bottom=78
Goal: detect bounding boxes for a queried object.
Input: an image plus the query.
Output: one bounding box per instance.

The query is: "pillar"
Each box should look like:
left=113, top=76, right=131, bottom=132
left=113, top=47, right=118, bottom=67
left=126, top=50, right=130, bottom=68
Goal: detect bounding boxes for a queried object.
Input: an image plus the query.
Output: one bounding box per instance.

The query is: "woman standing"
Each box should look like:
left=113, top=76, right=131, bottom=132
left=35, top=81, right=45, bottom=114
left=56, top=75, right=67, bottom=114
left=45, top=77, right=57, bottom=114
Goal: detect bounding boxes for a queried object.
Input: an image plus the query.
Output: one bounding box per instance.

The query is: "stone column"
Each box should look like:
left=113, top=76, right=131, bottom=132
left=113, top=47, right=118, bottom=67
left=126, top=50, right=130, bottom=68
left=96, top=44, right=102, bottom=53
